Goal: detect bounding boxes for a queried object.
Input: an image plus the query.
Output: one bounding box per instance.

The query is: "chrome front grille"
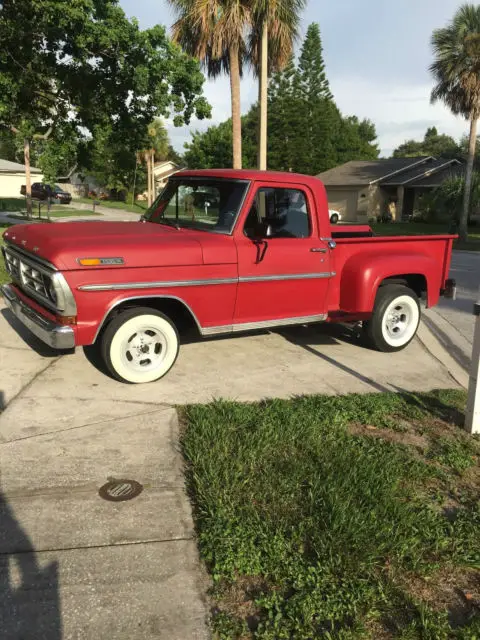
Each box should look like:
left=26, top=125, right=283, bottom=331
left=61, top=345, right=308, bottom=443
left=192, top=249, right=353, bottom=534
left=2, top=245, right=56, bottom=310
left=4, top=249, right=21, bottom=280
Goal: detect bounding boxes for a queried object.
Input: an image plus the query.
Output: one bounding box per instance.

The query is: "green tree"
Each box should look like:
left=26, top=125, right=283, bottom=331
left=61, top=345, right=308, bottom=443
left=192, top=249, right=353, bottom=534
left=170, top=0, right=250, bottom=169
left=393, top=127, right=460, bottom=159
left=184, top=108, right=258, bottom=169
left=267, top=57, right=302, bottom=171
left=0, top=0, right=210, bottom=215
left=249, top=0, right=306, bottom=170
left=183, top=24, right=380, bottom=174
left=294, top=23, right=339, bottom=174
left=430, top=3, right=480, bottom=242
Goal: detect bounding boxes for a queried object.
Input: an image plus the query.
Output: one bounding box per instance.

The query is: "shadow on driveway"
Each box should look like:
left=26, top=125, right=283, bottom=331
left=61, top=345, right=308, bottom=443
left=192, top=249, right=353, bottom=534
left=1, top=309, right=71, bottom=358
left=0, top=495, right=61, bottom=639
left=277, top=323, right=391, bottom=394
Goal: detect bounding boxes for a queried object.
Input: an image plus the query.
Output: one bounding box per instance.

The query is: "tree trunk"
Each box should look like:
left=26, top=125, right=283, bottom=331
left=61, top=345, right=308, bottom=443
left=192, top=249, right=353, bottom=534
left=229, top=44, right=242, bottom=169
left=151, top=150, right=156, bottom=201
left=460, top=115, right=478, bottom=242
left=146, top=151, right=153, bottom=207
left=258, top=21, right=268, bottom=171
left=24, top=138, right=32, bottom=218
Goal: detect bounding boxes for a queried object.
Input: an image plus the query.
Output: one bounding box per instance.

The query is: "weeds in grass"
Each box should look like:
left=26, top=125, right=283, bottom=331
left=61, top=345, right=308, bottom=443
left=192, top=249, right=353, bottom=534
left=182, top=390, right=480, bottom=638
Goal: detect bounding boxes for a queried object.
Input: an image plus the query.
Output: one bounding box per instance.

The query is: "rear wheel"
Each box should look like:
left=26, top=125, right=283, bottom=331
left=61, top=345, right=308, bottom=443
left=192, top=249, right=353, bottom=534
left=100, top=307, right=179, bottom=383
left=364, top=285, right=420, bottom=352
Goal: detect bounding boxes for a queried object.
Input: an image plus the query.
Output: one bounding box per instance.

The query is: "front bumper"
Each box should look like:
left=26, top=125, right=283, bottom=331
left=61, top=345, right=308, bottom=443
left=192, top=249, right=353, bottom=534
left=1, top=284, right=75, bottom=350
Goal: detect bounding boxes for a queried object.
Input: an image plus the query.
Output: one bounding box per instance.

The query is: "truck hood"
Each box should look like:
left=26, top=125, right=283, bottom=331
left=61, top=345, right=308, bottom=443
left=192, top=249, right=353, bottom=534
left=3, top=221, right=204, bottom=270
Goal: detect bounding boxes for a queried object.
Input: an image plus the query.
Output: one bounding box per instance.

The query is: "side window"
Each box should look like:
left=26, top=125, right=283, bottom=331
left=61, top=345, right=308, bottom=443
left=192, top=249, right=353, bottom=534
left=244, top=188, right=311, bottom=239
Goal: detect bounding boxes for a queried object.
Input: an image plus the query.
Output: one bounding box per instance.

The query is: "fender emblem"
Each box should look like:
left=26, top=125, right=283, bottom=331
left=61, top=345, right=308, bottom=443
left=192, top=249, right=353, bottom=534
left=21, top=240, right=27, bottom=246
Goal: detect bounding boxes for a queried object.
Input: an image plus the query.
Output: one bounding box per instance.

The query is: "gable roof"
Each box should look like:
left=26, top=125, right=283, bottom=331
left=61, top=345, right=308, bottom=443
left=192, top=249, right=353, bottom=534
left=381, top=158, right=462, bottom=186
left=316, top=157, right=434, bottom=186
left=316, top=155, right=465, bottom=188
left=0, top=158, right=42, bottom=173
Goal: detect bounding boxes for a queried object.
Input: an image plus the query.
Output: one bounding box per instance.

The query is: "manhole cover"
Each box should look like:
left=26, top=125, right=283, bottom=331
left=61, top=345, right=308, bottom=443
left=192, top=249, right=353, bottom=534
left=98, top=479, right=143, bottom=502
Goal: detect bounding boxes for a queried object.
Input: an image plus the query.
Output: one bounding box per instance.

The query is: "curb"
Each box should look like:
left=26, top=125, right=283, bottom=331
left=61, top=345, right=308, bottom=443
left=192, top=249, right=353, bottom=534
left=417, top=319, right=470, bottom=389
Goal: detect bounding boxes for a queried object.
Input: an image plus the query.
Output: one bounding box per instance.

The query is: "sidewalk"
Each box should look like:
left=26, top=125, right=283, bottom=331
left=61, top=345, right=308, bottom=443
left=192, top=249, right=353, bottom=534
left=0, top=311, right=210, bottom=639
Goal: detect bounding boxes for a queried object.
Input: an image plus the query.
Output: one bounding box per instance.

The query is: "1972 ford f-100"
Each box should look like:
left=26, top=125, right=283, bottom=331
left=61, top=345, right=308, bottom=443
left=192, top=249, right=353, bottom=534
left=1, top=169, right=456, bottom=384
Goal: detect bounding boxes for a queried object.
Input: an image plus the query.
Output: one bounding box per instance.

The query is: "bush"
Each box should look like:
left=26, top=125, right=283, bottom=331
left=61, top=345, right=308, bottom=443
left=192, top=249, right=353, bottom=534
left=417, top=173, right=480, bottom=224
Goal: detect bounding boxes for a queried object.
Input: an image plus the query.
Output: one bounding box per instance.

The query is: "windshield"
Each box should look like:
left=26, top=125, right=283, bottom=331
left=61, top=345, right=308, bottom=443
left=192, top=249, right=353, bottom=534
left=144, top=178, right=249, bottom=234
left=53, top=185, right=64, bottom=193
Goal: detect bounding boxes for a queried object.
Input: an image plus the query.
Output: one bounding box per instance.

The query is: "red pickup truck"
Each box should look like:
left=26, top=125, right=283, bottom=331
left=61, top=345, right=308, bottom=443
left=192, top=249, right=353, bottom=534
left=1, top=169, right=456, bottom=384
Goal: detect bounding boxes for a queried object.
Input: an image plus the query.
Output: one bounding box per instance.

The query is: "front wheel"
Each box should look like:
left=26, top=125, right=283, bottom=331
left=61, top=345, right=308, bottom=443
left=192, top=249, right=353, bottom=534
left=100, top=308, right=179, bottom=383
left=364, top=285, right=420, bottom=352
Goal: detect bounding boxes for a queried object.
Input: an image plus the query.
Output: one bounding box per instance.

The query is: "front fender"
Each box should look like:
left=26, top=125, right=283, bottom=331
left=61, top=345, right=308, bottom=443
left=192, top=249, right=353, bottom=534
left=339, top=251, right=440, bottom=313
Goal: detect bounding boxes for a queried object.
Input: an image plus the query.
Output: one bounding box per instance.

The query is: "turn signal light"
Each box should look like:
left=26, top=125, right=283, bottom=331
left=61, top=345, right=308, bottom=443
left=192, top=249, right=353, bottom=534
left=57, top=316, right=77, bottom=325
left=78, top=257, right=124, bottom=266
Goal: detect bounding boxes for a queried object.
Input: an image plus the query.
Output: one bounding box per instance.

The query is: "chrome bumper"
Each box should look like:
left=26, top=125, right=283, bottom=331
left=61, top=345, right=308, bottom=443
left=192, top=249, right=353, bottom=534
left=1, top=284, right=75, bottom=350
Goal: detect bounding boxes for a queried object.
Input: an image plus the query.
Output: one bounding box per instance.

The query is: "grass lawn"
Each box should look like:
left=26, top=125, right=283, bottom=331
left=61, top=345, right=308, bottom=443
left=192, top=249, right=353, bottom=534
left=372, top=223, right=480, bottom=252
left=76, top=197, right=148, bottom=214
left=182, top=390, right=480, bottom=639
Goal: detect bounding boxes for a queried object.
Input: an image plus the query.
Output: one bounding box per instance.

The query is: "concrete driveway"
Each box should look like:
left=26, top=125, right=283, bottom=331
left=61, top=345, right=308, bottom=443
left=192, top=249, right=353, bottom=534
left=0, top=299, right=463, bottom=639
left=424, top=250, right=480, bottom=373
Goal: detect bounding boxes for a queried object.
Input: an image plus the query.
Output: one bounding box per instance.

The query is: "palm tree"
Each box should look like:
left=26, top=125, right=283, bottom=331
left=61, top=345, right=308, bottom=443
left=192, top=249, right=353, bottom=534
left=430, top=4, right=480, bottom=242
left=250, top=0, right=306, bottom=170
left=169, top=0, right=250, bottom=169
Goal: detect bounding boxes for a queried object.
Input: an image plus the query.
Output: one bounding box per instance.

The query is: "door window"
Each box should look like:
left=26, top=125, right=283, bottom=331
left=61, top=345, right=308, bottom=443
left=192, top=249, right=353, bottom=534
left=244, top=188, right=311, bottom=239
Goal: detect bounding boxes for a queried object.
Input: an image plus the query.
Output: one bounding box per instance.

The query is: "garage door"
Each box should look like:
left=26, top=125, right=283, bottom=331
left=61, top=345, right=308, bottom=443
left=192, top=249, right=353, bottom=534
left=326, top=189, right=359, bottom=222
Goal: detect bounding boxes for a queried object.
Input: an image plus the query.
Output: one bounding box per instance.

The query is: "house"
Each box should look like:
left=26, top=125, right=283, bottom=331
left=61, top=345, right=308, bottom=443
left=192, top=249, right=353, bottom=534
left=137, top=160, right=183, bottom=202
left=316, top=156, right=462, bottom=222
left=0, top=159, right=43, bottom=198
left=153, top=160, right=182, bottom=194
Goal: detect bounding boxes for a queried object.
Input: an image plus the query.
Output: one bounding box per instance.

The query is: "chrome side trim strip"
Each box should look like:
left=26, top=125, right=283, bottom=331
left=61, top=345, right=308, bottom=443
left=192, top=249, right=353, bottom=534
left=79, top=272, right=334, bottom=292
left=201, top=313, right=327, bottom=336
left=239, top=272, right=332, bottom=283
left=79, top=277, right=238, bottom=292
left=91, top=295, right=204, bottom=343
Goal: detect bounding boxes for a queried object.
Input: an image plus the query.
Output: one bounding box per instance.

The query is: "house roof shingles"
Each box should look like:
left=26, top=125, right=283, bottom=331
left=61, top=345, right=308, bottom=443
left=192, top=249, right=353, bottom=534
left=316, top=157, right=434, bottom=186
left=381, top=158, right=461, bottom=186
left=0, top=159, right=42, bottom=173
left=316, top=155, right=464, bottom=189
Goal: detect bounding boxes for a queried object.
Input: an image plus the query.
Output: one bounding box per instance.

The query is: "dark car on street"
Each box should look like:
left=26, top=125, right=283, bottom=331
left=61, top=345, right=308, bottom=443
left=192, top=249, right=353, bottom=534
left=20, top=183, right=72, bottom=204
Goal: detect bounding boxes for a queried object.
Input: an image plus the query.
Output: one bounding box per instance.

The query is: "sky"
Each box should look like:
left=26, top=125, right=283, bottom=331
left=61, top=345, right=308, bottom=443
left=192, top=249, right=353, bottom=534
left=119, top=0, right=470, bottom=158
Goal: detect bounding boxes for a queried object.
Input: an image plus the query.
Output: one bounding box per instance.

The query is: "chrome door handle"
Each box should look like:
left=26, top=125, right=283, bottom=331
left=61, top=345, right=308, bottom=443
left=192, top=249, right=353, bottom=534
left=310, top=247, right=327, bottom=253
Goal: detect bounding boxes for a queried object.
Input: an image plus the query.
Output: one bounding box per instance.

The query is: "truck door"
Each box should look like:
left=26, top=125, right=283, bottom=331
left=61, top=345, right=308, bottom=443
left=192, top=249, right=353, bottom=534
left=233, top=183, right=333, bottom=326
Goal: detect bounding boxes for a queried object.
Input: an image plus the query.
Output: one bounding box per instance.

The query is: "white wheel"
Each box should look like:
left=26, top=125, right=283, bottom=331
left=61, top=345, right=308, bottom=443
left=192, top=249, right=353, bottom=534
left=380, top=295, right=419, bottom=348
left=364, top=285, right=421, bottom=352
left=101, top=308, right=179, bottom=383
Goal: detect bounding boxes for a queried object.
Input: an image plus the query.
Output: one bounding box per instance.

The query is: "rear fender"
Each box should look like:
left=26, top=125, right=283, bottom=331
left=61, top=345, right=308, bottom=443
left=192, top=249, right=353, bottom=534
left=339, top=251, right=439, bottom=313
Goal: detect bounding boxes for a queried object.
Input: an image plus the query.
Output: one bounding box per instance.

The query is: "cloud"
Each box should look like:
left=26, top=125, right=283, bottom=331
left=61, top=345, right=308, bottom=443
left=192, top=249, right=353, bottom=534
left=330, top=77, right=469, bottom=157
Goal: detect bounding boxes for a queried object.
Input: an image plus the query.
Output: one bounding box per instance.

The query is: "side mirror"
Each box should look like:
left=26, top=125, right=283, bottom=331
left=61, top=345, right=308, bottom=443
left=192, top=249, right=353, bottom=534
left=252, top=221, right=272, bottom=241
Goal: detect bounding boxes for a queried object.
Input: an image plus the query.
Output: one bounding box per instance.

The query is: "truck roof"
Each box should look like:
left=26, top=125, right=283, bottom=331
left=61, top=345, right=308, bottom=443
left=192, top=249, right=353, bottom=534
left=176, top=168, right=324, bottom=188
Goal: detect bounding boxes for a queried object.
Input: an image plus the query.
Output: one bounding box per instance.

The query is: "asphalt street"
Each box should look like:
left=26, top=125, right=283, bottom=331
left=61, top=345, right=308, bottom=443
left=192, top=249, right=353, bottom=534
left=438, top=251, right=480, bottom=345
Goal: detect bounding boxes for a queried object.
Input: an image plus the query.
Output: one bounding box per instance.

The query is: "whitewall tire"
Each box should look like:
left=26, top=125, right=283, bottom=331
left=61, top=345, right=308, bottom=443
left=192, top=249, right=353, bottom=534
left=101, top=308, right=179, bottom=383
left=364, top=285, right=420, bottom=353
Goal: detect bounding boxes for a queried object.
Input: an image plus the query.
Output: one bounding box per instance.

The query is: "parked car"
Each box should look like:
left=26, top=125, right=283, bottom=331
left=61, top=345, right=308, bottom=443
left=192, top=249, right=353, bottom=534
left=2, top=169, right=456, bottom=384
left=20, top=183, right=72, bottom=204
left=329, top=209, right=342, bottom=224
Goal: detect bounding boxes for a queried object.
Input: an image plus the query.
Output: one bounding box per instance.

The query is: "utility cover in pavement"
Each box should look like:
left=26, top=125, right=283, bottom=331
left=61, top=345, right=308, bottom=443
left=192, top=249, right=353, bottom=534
left=99, top=480, right=143, bottom=502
